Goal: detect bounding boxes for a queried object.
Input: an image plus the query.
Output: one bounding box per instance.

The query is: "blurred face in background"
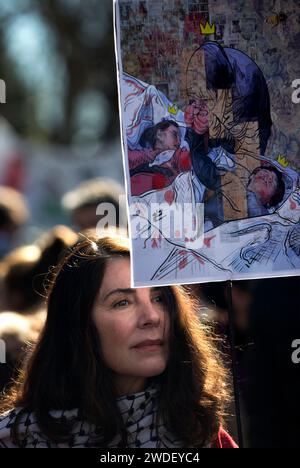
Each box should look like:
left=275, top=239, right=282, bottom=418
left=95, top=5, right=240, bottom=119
left=72, top=205, right=100, bottom=231
left=92, top=257, right=170, bottom=396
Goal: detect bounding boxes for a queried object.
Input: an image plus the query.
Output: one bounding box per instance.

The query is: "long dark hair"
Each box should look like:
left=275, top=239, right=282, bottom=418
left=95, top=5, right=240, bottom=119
left=1, top=232, right=229, bottom=448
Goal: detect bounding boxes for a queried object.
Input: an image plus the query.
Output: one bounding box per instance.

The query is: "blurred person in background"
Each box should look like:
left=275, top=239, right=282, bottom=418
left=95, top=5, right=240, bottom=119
left=0, top=225, right=78, bottom=394
left=197, top=282, right=253, bottom=334
left=0, top=312, right=41, bottom=393
left=0, top=186, right=29, bottom=260
left=61, top=177, right=126, bottom=232
left=0, top=225, right=78, bottom=314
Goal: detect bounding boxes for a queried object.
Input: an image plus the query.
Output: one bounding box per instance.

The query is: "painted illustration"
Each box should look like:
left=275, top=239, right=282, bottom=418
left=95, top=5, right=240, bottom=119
left=114, top=0, right=300, bottom=286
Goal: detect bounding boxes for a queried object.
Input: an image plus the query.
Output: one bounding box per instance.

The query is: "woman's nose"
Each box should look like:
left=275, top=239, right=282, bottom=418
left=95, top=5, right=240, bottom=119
left=138, top=301, right=161, bottom=328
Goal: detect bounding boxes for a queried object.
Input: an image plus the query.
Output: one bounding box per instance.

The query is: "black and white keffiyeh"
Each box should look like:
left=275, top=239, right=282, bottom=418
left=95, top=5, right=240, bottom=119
left=0, top=385, right=182, bottom=448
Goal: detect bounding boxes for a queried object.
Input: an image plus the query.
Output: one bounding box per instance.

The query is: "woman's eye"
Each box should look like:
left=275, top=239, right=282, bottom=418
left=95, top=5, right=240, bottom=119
left=113, top=299, right=129, bottom=308
left=153, top=295, right=163, bottom=303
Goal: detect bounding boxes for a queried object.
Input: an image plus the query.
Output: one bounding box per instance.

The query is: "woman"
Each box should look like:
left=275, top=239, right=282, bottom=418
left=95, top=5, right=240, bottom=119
left=0, top=232, right=237, bottom=448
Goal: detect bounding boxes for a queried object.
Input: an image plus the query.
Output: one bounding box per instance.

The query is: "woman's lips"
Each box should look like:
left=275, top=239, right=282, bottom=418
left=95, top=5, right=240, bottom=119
left=133, top=339, right=163, bottom=351
left=134, top=344, right=163, bottom=352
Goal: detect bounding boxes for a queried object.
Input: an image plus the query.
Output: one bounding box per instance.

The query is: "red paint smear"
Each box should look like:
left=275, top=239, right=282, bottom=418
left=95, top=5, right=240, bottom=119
left=179, top=257, right=188, bottom=270
left=164, top=190, right=175, bottom=205
left=290, top=199, right=297, bottom=211
left=179, top=150, right=192, bottom=171
left=179, top=250, right=188, bottom=270
left=153, top=173, right=167, bottom=190
left=152, top=239, right=158, bottom=249
left=204, top=235, right=216, bottom=248
left=193, top=253, right=205, bottom=265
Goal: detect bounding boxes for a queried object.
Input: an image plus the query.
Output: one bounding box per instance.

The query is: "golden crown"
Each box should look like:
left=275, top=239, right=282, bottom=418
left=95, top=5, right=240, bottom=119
left=200, top=22, right=216, bottom=35
left=168, top=105, right=179, bottom=115
left=277, top=155, right=289, bottom=168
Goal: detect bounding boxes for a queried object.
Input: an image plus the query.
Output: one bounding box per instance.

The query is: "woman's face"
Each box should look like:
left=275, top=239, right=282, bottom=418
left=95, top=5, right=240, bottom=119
left=92, top=257, right=170, bottom=396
